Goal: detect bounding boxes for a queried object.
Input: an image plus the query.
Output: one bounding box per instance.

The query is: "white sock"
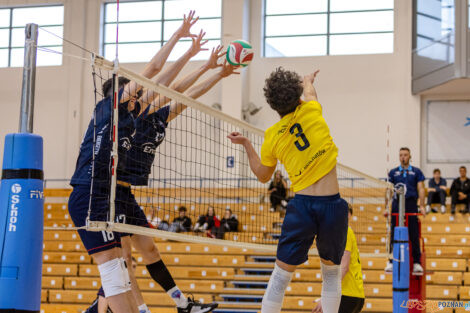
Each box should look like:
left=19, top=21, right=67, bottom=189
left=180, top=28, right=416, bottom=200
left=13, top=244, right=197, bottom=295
left=261, top=263, right=293, bottom=313
left=167, top=286, right=188, bottom=308
left=138, top=304, right=150, bottom=313
left=320, top=263, right=342, bottom=313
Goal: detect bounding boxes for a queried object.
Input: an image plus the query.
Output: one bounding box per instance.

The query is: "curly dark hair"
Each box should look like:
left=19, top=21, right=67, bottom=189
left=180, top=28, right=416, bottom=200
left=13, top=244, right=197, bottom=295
left=263, top=67, right=303, bottom=116
left=102, top=77, right=130, bottom=98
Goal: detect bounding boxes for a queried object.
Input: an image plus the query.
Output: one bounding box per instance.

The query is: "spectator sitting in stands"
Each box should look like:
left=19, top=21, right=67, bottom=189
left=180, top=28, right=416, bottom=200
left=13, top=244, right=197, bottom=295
left=268, top=170, right=288, bottom=212
left=146, top=207, right=170, bottom=231
left=168, top=206, right=192, bottom=233
left=450, top=166, right=470, bottom=214
left=194, top=206, right=220, bottom=235
left=426, top=168, right=447, bottom=214
left=213, top=209, right=239, bottom=239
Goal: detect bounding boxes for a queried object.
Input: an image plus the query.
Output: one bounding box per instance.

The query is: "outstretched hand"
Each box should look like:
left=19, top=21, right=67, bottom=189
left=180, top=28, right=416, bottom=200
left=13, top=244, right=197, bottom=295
left=227, top=132, right=248, bottom=145
left=176, top=10, right=199, bottom=38
left=219, top=60, right=241, bottom=77
left=189, top=30, right=209, bottom=57
left=304, top=70, right=320, bottom=85
left=205, top=45, right=225, bottom=69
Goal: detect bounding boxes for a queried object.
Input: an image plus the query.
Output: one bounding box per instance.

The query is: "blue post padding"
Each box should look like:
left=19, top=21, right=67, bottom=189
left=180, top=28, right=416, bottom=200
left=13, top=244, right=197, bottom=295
left=0, top=133, right=43, bottom=312
left=393, top=226, right=410, bottom=313
left=2, top=133, right=43, bottom=170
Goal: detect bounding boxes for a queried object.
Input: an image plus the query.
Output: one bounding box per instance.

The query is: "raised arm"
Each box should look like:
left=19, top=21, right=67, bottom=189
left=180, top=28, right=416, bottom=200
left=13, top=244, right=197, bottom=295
left=303, top=70, right=320, bottom=102
left=142, top=11, right=198, bottom=79
left=165, top=60, right=239, bottom=122
left=140, top=30, right=209, bottom=110
left=121, top=11, right=198, bottom=106
left=227, top=132, right=276, bottom=183
left=171, top=45, right=224, bottom=92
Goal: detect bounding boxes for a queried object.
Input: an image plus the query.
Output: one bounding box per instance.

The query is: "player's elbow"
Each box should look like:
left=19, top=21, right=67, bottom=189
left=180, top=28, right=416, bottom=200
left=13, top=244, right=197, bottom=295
left=258, top=175, right=270, bottom=184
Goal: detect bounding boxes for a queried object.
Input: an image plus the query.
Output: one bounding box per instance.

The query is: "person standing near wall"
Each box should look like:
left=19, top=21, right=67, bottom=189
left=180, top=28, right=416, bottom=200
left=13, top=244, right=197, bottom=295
left=385, top=147, right=425, bottom=275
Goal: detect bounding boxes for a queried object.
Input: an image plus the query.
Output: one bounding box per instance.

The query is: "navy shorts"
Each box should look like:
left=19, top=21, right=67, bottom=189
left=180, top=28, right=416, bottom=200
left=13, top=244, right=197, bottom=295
left=116, top=185, right=151, bottom=237
left=277, top=193, right=349, bottom=265
left=68, top=185, right=121, bottom=255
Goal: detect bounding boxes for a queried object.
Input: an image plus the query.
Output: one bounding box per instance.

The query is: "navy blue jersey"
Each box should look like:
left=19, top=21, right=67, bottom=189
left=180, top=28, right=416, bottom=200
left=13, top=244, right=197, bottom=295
left=120, top=104, right=170, bottom=186
left=388, top=165, right=425, bottom=200
left=70, top=89, right=135, bottom=187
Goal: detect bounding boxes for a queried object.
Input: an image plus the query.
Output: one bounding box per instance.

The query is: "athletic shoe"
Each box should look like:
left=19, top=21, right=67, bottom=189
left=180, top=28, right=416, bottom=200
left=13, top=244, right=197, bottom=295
left=412, top=263, right=424, bottom=276
left=440, top=205, right=446, bottom=214
left=384, top=262, right=393, bottom=273
left=425, top=205, right=430, bottom=214
left=178, top=295, right=218, bottom=313
left=451, top=206, right=456, bottom=215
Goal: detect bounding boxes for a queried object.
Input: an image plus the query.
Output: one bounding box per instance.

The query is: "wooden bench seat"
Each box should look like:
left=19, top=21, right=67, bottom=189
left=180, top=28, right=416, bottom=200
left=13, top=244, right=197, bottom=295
left=43, top=264, right=78, bottom=276
left=425, top=271, right=463, bottom=285
left=43, top=252, right=91, bottom=264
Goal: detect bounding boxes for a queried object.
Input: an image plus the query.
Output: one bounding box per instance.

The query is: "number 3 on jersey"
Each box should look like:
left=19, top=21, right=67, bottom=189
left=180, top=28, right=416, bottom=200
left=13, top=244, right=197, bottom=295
left=290, top=123, right=310, bottom=151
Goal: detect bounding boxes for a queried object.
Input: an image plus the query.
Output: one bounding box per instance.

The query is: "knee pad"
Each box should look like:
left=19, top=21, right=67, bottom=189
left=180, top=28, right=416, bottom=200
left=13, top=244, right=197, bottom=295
left=262, top=264, right=293, bottom=313
left=321, top=263, right=341, bottom=296
left=98, top=257, right=131, bottom=297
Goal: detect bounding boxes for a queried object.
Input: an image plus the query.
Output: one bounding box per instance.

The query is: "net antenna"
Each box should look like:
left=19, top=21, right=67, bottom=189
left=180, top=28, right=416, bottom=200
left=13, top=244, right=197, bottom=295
left=385, top=124, right=393, bottom=256
left=109, top=0, right=120, bottom=223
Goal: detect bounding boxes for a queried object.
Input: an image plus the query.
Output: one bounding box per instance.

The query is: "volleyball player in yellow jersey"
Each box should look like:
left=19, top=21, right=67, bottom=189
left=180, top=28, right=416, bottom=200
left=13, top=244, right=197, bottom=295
left=313, top=204, right=365, bottom=313
left=228, top=68, right=348, bottom=313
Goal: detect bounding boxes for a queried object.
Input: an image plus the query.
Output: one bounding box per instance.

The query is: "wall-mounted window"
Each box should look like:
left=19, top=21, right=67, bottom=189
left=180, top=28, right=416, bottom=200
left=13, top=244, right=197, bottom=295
left=103, top=0, right=222, bottom=63
left=0, top=5, right=64, bottom=68
left=263, top=0, right=394, bottom=57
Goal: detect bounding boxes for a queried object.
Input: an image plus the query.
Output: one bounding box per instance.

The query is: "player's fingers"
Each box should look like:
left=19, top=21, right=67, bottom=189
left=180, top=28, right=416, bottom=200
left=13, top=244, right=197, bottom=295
left=191, top=16, right=200, bottom=25
left=201, top=40, right=209, bottom=46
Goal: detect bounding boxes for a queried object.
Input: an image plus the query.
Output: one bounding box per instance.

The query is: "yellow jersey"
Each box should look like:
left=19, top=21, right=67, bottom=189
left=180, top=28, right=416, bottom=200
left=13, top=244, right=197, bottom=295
left=342, top=226, right=365, bottom=298
left=260, top=100, right=338, bottom=192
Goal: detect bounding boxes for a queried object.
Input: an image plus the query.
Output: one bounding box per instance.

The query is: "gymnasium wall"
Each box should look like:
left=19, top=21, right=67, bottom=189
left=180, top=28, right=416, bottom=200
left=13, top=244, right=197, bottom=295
left=0, top=0, right=463, bottom=183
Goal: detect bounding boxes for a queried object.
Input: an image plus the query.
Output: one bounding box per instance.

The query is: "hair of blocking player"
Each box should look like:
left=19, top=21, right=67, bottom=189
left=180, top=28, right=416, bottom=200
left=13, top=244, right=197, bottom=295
left=263, top=67, right=303, bottom=117
left=102, top=77, right=130, bottom=98
left=399, top=147, right=410, bottom=153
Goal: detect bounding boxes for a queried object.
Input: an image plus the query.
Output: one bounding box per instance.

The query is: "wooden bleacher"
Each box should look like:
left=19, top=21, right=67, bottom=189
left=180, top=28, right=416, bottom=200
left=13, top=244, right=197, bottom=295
left=40, top=188, right=469, bottom=312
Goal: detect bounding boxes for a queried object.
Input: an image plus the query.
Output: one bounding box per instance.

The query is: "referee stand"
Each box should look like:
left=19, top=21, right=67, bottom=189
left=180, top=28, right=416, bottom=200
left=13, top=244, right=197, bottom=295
left=392, top=186, right=427, bottom=313
left=0, top=23, right=44, bottom=313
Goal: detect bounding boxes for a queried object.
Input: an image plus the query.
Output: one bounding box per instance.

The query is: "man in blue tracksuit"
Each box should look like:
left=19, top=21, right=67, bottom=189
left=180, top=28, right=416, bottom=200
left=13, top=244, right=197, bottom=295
left=385, top=147, right=426, bottom=275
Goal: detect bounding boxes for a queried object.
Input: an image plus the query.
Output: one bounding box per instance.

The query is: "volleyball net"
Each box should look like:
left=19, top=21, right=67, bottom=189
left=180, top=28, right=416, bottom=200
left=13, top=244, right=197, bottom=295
left=84, top=55, right=393, bottom=256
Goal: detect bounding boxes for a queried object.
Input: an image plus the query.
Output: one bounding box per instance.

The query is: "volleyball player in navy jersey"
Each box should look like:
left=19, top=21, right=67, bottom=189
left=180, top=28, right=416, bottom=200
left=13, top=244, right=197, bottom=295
left=108, top=47, right=240, bottom=313
left=109, top=60, right=239, bottom=313
left=110, top=31, right=223, bottom=313
left=68, top=12, right=199, bottom=313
